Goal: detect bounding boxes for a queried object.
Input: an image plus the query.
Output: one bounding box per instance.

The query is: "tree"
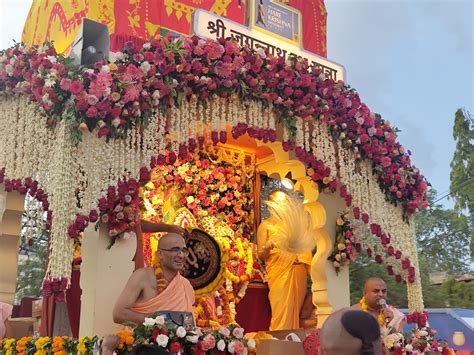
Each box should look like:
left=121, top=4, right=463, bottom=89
left=349, top=253, right=408, bottom=307
left=439, top=278, right=474, bottom=308
left=449, top=108, right=474, bottom=259
left=415, top=194, right=471, bottom=275
left=349, top=190, right=471, bottom=308
left=349, top=253, right=446, bottom=308
left=15, top=196, right=48, bottom=303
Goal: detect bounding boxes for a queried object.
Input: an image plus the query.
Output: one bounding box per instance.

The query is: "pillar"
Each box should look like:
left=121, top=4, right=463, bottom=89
left=316, top=190, right=350, bottom=321
left=79, top=224, right=136, bottom=337
left=0, top=189, right=24, bottom=304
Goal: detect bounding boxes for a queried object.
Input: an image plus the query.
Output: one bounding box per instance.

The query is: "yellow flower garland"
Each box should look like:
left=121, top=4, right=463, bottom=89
left=115, top=330, right=134, bottom=351
left=15, top=336, right=32, bottom=354
left=359, top=297, right=385, bottom=327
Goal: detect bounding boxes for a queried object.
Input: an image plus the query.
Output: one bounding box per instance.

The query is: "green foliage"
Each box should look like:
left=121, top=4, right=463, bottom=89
left=449, top=108, right=474, bottom=258
left=349, top=253, right=408, bottom=308
left=349, top=254, right=450, bottom=308
left=349, top=190, right=471, bottom=308
left=439, top=278, right=474, bottom=308
left=15, top=198, right=49, bottom=303
left=415, top=194, right=471, bottom=274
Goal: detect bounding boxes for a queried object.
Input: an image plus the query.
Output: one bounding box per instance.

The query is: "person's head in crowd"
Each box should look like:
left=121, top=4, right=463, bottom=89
left=132, top=344, right=170, bottom=355
left=320, top=308, right=385, bottom=355
left=364, top=277, right=388, bottom=310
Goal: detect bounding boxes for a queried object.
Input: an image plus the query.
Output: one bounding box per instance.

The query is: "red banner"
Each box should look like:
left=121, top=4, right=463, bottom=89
left=22, top=0, right=326, bottom=57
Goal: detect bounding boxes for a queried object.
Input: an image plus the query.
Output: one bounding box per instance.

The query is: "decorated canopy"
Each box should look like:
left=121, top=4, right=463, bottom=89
left=0, top=32, right=429, bottom=315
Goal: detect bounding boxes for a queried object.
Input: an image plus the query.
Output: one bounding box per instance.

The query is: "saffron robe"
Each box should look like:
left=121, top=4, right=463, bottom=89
left=266, top=228, right=312, bottom=330
left=130, top=273, right=195, bottom=315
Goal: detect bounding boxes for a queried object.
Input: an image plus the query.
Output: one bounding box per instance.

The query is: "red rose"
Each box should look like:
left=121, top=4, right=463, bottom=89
left=361, top=213, right=369, bottom=224
left=98, top=126, right=109, bottom=138
left=352, top=207, right=360, bottom=219
left=151, top=328, right=160, bottom=342
left=169, top=342, right=181, bottom=353
left=89, top=210, right=99, bottom=223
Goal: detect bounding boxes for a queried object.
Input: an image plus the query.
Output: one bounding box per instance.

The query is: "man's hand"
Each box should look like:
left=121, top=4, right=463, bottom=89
left=382, top=307, right=394, bottom=325
left=140, top=220, right=184, bottom=236
left=101, top=335, right=119, bottom=355
left=265, top=240, right=276, bottom=251
left=166, top=224, right=185, bottom=236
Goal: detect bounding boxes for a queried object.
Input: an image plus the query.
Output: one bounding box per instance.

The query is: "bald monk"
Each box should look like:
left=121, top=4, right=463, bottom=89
left=352, top=277, right=405, bottom=337
left=113, top=232, right=195, bottom=324
left=103, top=227, right=194, bottom=354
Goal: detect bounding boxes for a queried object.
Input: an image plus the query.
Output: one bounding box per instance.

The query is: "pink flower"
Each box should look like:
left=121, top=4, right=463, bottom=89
left=86, top=106, right=97, bottom=118
left=201, top=335, right=216, bottom=351
left=60, top=78, right=72, bottom=91
left=154, top=315, right=165, bottom=325
left=122, top=84, right=141, bottom=103
left=232, top=327, right=244, bottom=339
left=233, top=340, right=245, bottom=354
left=218, top=327, right=230, bottom=337
left=381, top=156, right=391, bottom=167
left=69, top=81, right=84, bottom=95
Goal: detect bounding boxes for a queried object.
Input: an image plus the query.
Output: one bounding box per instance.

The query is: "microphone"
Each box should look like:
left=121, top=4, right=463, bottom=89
left=378, top=299, right=387, bottom=309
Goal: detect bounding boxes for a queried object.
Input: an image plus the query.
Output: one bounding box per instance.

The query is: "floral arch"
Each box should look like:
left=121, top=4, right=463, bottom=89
left=0, top=36, right=428, bottom=323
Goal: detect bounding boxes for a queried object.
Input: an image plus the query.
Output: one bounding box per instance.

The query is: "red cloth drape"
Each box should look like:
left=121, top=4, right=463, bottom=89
left=65, top=264, right=82, bottom=338
left=289, top=0, right=327, bottom=57
left=235, top=283, right=271, bottom=332
left=110, top=0, right=326, bottom=57
left=253, top=171, right=261, bottom=236
left=39, top=296, right=54, bottom=337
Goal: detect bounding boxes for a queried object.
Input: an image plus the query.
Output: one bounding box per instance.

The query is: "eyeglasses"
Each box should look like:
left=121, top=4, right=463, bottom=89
left=159, top=247, right=189, bottom=256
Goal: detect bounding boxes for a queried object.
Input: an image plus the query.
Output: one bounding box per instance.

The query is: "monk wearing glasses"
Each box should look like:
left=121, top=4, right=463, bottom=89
left=112, top=224, right=195, bottom=325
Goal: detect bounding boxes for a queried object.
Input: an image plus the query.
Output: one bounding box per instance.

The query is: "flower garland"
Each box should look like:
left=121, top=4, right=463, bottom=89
left=0, top=38, right=429, bottom=217
left=141, top=147, right=254, bottom=238
left=359, top=296, right=385, bottom=327
left=0, top=34, right=428, bottom=312
left=0, top=336, right=97, bottom=355
left=383, top=327, right=453, bottom=355
left=327, top=211, right=359, bottom=273
left=124, top=314, right=256, bottom=354
left=328, top=209, right=417, bottom=288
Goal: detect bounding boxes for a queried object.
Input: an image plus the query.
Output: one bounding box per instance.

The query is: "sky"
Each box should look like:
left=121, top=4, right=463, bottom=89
left=0, top=0, right=472, bottom=208
left=326, top=0, right=473, bottom=207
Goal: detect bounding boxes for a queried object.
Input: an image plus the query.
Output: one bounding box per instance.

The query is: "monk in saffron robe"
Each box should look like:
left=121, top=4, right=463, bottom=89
left=352, top=277, right=405, bottom=337
left=103, top=228, right=194, bottom=354
left=113, top=231, right=195, bottom=324
left=257, top=191, right=315, bottom=330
